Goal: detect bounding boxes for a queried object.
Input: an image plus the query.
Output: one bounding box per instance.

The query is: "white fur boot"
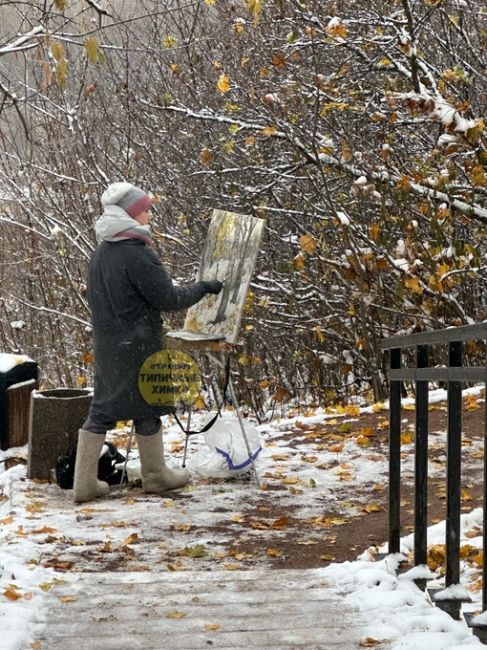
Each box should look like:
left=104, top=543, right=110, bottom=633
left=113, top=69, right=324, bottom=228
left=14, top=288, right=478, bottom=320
left=136, top=431, right=190, bottom=494
left=73, top=430, right=110, bottom=503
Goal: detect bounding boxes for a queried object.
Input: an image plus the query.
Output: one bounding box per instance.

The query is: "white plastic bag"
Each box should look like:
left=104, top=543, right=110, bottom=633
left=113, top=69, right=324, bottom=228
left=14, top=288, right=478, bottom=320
left=188, top=412, right=261, bottom=478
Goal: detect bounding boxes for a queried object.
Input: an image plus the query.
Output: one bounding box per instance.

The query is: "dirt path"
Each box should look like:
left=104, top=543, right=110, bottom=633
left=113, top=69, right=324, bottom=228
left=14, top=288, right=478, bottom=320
left=213, top=400, right=486, bottom=570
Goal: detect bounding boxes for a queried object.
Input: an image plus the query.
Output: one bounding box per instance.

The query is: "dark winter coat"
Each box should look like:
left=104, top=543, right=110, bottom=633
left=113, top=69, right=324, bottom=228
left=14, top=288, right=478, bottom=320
left=87, top=239, right=207, bottom=421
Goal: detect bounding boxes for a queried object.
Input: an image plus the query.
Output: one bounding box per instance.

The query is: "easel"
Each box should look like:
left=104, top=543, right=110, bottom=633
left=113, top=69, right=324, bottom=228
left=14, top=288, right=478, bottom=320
left=166, top=330, right=260, bottom=486
left=164, top=208, right=265, bottom=486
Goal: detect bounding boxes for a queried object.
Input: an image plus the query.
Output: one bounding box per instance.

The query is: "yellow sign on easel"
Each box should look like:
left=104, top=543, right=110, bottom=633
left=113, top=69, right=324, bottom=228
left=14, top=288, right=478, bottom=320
left=138, top=350, right=201, bottom=407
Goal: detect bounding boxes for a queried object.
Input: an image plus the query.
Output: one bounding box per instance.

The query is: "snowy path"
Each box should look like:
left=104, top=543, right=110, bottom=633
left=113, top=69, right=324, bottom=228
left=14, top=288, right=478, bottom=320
left=31, top=568, right=373, bottom=649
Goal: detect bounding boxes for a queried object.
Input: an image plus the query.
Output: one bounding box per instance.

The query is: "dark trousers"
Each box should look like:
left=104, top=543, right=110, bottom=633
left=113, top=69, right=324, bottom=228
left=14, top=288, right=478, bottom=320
left=82, top=414, right=161, bottom=436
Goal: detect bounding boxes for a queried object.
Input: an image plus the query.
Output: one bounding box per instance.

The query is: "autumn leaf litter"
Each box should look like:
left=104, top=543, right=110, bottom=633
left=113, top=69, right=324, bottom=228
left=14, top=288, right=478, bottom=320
left=0, top=386, right=486, bottom=649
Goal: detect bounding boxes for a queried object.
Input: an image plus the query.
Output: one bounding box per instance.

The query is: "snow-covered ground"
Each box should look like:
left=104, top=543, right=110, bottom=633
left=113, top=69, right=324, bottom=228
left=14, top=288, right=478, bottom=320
left=1, top=387, right=485, bottom=649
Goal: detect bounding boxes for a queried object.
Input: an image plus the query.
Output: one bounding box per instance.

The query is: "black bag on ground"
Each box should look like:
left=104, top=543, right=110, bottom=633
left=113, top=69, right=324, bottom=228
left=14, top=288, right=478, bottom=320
left=56, top=441, right=126, bottom=489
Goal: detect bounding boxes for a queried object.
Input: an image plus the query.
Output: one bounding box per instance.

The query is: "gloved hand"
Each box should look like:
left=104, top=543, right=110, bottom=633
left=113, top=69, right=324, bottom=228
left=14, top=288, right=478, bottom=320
left=203, top=279, right=224, bottom=295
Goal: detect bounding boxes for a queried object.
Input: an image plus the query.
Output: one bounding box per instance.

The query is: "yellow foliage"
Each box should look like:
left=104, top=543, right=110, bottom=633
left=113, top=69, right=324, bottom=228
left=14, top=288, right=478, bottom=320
left=238, top=354, right=261, bottom=366
left=369, top=223, right=381, bottom=241
left=466, top=119, right=485, bottom=145
left=293, top=253, right=305, bottom=270
left=162, top=35, right=178, bottom=48
left=50, top=42, right=64, bottom=62
left=217, top=73, right=231, bottom=94
left=234, top=19, right=245, bottom=35
left=397, top=175, right=412, bottom=191
left=246, top=0, right=264, bottom=24
left=325, top=20, right=348, bottom=39
left=313, top=325, right=325, bottom=343
left=471, top=165, right=487, bottom=187
left=299, top=233, right=318, bottom=254
left=404, top=276, right=423, bottom=295
left=200, top=147, right=214, bottom=166
left=55, top=58, right=68, bottom=88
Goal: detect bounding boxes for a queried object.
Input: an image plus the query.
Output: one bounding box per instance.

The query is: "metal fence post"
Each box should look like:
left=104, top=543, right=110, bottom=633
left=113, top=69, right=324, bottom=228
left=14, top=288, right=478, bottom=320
left=446, top=340, right=463, bottom=588
left=415, top=345, right=429, bottom=570
left=389, top=347, right=401, bottom=554
left=483, top=371, right=487, bottom=613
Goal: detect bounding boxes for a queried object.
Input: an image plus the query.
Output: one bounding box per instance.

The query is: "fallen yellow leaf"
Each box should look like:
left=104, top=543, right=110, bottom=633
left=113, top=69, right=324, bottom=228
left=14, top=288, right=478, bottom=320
left=472, top=552, right=483, bottom=567
left=0, top=515, right=14, bottom=525
left=356, top=435, right=372, bottom=447
left=288, top=486, right=303, bottom=495
left=360, top=638, right=381, bottom=647
left=272, top=516, right=289, bottom=529
left=204, top=623, right=221, bottom=631
left=428, top=544, right=446, bottom=569
left=3, top=587, right=21, bottom=601
left=345, top=405, right=361, bottom=417
left=329, top=443, right=344, bottom=453
left=123, top=532, right=140, bottom=545
left=261, top=125, right=278, bottom=137
left=361, top=427, right=376, bottom=437
left=165, top=610, right=186, bottom=619
left=266, top=548, right=283, bottom=557
left=461, top=489, right=472, bottom=502
left=363, top=504, right=384, bottom=513
left=212, top=551, right=228, bottom=560
left=24, top=501, right=46, bottom=513
left=31, top=526, right=57, bottom=535
left=232, top=552, right=254, bottom=560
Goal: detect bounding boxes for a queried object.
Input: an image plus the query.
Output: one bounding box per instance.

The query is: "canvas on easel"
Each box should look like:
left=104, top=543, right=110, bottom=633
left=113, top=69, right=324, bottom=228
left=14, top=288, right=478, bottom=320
left=171, top=209, right=265, bottom=344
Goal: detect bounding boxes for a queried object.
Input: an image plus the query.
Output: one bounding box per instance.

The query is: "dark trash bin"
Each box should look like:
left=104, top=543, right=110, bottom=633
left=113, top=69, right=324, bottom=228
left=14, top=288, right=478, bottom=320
left=0, top=353, right=38, bottom=450
left=28, top=388, right=92, bottom=480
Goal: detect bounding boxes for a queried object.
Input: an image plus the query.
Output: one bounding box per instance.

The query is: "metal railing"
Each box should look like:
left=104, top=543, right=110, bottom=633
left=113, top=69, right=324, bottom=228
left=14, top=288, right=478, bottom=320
left=381, top=323, right=487, bottom=625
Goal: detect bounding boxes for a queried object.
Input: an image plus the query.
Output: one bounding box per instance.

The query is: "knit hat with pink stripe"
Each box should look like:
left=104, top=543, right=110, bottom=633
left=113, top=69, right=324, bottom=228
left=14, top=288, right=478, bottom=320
left=101, top=182, right=152, bottom=218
